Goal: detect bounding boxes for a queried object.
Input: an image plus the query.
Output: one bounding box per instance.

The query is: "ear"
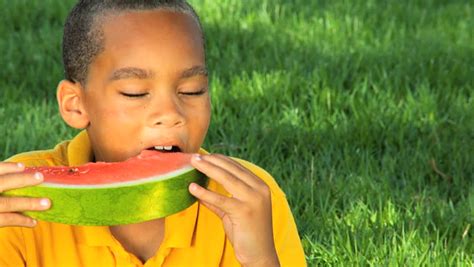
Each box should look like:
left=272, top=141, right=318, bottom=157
left=56, top=80, right=90, bottom=129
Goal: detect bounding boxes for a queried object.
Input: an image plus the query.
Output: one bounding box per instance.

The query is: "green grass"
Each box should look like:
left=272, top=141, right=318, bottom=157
left=1, top=0, right=473, bottom=265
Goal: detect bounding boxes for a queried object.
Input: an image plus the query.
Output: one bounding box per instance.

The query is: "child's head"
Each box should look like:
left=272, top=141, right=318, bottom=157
left=57, top=0, right=211, bottom=162
left=62, top=0, right=204, bottom=85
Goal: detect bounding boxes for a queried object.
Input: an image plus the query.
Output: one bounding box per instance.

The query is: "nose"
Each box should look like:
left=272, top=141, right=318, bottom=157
left=148, top=94, right=185, bottom=128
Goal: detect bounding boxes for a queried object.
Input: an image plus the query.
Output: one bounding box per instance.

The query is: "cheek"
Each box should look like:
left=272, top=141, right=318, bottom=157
left=196, top=99, right=211, bottom=129
left=186, top=100, right=210, bottom=140
left=197, top=102, right=211, bottom=137
left=89, top=102, right=142, bottom=131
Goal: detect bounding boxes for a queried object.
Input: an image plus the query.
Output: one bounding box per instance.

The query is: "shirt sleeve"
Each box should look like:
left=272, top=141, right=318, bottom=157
left=0, top=226, right=27, bottom=266
left=271, top=188, right=307, bottom=266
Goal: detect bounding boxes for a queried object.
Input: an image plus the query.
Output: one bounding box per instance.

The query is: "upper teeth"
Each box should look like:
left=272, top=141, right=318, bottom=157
left=155, top=146, right=173, bottom=151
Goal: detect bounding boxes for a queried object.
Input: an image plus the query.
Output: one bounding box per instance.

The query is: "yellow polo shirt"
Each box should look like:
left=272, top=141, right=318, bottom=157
left=0, top=131, right=306, bottom=266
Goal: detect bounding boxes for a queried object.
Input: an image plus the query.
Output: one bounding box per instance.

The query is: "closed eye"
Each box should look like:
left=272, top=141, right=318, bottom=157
left=180, top=89, right=207, bottom=96
left=120, top=92, right=149, bottom=98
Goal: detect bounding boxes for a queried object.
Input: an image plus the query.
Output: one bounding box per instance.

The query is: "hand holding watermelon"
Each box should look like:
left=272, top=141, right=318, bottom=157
left=189, top=154, right=280, bottom=267
left=0, top=162, right=51, bottom=227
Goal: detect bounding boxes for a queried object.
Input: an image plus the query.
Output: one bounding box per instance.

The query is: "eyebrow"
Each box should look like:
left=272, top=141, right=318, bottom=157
left=109, top=67, right=155, bottom=81
left=108, top=65, right=208, bottom=82
left=180, top=65, right=208, bottom=79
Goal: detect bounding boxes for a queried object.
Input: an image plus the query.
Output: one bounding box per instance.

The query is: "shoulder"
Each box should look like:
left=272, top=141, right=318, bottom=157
left=4, top=140, right=71, bottom=167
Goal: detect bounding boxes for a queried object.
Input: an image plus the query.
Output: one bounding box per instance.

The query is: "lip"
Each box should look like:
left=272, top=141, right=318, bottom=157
left=145, top=140, right=185, bottom=152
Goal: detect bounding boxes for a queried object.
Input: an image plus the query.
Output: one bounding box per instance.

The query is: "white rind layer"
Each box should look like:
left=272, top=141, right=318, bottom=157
left=39, top=165, right=195, bottom=189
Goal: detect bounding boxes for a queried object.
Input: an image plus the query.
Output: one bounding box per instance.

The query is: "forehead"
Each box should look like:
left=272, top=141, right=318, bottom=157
left=100, top=9, right=202, bottom=41
left=89, top=10, right=205, bottom=80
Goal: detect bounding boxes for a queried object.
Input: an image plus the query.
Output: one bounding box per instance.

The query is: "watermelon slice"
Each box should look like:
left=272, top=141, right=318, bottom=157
left=4, top=150, right=207, bottom=226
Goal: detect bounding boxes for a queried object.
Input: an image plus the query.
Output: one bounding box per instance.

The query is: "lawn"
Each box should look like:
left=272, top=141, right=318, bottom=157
left=1, top=0, right=473, bottom=265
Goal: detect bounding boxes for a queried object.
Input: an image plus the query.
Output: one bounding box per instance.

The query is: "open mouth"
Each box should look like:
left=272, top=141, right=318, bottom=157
left=147, top=145, right=182, bottom=153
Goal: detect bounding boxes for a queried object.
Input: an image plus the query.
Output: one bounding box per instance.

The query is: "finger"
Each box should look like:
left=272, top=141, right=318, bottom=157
left=0, top=197, right=51, bottom=213
left=199, top=199, right=226, bottom=219
left=0, top=172, right=43, bottom=193
left=189, top=182, right=239, bottom=213
left=191, top=155, right=252, bottom=198
left=0, top=162, right=25, bottom=175
left=200, top=154, right=264, bottom=188
left=0, top=213, right=37, bottom=228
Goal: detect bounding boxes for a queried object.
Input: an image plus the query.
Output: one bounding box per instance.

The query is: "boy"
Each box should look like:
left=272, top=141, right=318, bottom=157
left=0, top=1, right=306, bottom=266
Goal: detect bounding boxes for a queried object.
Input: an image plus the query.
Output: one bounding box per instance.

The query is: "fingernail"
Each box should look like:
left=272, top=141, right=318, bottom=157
left=193, top=154, right=202, bottom=161
left=17, top=162, right=25, bottom=169
left=34, top=172, right=43, bottom=181
left=40, top=198, right=50, bottom=207
left=189, top=183, right=199, bottom=191
left=31, top=219, right=37, bottom=226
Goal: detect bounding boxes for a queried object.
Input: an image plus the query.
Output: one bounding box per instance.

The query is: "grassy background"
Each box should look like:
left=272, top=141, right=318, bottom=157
left=1, top=0, right=473, bottom=265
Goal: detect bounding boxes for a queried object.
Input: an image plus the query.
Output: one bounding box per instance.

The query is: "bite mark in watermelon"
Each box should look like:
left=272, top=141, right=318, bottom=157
left=4, top=150, right=207, bottom=226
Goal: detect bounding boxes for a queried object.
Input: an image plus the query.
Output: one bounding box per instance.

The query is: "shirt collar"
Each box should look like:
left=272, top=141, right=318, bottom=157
left=67, top=130, right=94, bottom=166
left=163, top=202, right=199, bottom=248
left=67, top=130, right=206, bottom=249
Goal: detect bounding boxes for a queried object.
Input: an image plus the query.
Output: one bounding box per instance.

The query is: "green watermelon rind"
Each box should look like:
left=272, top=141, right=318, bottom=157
left=4, top=169, right=207, bottom=226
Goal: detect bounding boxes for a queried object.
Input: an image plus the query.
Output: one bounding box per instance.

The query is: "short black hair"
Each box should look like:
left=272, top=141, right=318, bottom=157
left=62, top=0, right=203, bottom=85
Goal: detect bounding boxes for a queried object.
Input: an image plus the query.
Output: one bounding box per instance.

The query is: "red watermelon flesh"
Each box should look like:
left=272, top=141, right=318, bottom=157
left=22, top=150, right=193, bottom=185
